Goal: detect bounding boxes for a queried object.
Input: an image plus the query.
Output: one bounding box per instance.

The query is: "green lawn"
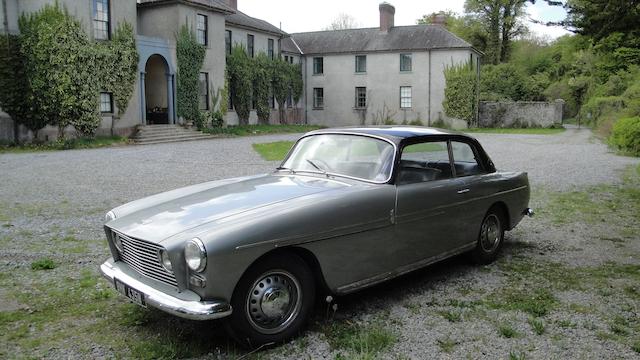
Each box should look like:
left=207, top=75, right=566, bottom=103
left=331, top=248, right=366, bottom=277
left=0, top=136, right=130, bottom=154
left=252, top=141, right=294, bottom=161
left=203, top=124, right=323, bottom=137
left=464, top=127, right=566, bottom=135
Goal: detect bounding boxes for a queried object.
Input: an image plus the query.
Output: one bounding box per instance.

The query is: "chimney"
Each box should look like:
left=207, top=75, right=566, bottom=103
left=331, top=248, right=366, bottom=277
left=379, top=2, right=395, bottom=32
left=433, top=12, right=446, bottom=26
left=227, top=0, right=237, bottom=10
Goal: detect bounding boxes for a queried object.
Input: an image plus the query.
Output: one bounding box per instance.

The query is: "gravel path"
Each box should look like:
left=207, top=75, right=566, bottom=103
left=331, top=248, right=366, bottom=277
left=1, top=127, right=639, bottom=359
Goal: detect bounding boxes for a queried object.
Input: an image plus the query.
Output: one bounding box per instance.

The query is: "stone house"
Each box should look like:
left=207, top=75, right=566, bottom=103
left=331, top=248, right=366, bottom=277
left=0, top=0, right=480, bottom=141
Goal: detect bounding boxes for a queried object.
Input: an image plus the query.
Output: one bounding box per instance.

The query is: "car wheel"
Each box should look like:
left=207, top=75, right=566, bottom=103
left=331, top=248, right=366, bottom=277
left=226, top=253, right=315, bottom=349
left=471, top=207, right=505, bottom=264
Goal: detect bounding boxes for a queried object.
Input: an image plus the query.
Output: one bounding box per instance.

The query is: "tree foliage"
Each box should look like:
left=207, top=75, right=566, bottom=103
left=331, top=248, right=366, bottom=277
left=272, top=58, right=291, bottom=124
left=443, top=62, right=479, bottom=123
left=417, top=11, right=488, bottom=53
left=19, top=3, right=101, bottom=137
left=176, top=24, right=206, bottom=128
left=227, top=45, right=253, bottom=124
left=324, top=13, right=360, bottom=30
left=253, top=53, right=272, bottom=124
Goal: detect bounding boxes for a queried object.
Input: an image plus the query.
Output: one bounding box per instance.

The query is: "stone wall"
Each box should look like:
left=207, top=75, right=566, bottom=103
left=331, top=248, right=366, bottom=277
left=478, top=100, right=564, bottom=128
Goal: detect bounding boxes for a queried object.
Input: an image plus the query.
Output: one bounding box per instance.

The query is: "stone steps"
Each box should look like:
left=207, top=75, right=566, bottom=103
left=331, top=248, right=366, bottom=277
left=132, top=125, right=213, bottom=145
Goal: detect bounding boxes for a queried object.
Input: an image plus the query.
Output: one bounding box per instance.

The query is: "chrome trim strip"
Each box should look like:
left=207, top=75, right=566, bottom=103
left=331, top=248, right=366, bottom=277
left=279, top=132, right=399, bottom=185
left=100, top=259, right=232, bottom=321
left=335, top=242, right=476, bottom=294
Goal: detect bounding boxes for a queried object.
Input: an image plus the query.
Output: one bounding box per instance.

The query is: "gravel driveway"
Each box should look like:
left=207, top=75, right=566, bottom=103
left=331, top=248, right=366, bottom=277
left=0, top=127, right=638, bottom=359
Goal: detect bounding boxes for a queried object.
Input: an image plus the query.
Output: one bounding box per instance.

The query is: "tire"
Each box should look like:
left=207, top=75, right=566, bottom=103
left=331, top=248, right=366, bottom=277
left=471, top=206, right=505, bottom=265
left=225, top=252, right=315, bottom=349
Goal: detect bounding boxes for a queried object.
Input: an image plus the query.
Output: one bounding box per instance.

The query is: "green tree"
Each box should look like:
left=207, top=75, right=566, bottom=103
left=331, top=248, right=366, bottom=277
left=19, top=3, right=101, bottom=138
left=443, top=62, right=479, bottom=123
left=290, top=63, right=303, bottom=110
left=272, top=58, right=291, bottom=124
left=176, top=24, right=206, bottom=128
left=0, top=34, right=46, bottom=142
left=227, top=45, right=252, bottom=124
left=417, top=11, right=488, bottom=53
left=253, top=53, right=272, bottom=124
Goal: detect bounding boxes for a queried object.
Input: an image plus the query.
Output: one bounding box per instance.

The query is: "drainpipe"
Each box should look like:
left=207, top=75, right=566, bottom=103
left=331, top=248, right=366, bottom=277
left=427, top=49, right=431, bottom=127
left=2, top=0, right=8, bottom=34
left=303, top=56, right=307, bottom=124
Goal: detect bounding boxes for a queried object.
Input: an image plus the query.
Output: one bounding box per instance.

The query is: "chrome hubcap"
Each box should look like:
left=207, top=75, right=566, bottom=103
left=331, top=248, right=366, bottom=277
left=480, top=214, right=501, bottom=252
left=246, top=270, right=302, bottom=334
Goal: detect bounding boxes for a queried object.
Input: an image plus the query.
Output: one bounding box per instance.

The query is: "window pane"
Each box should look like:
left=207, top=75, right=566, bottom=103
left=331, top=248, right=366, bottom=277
left=247, top=35, right=254, bottom=57
left=100, top=92, right=112, bottom=113
left=400, top=54, right=412, bottom=71
left=313, top=88, right=323, bottom=108
left=225, top=30, right=232, bottom=54
left=400, top=86, right=412, bottom=108
left=313, top=57, right=323, bottom=74
left=268, top=39, right=274, bottom=59
left=399, top=141, right=452, bottom=183
left=355, top=87, right=366, bottom=108
left=93, top=0, right=110, bottom=40
left=355, top=55, right=366, bottom=73
left=451, top=141, right=483, bottom=176
left=199, top=73, right=208, bottom=110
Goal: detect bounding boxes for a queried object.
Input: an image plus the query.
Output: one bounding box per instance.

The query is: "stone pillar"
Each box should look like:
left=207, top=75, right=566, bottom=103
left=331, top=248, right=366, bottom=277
left=166, top=73, right=174, bottom=124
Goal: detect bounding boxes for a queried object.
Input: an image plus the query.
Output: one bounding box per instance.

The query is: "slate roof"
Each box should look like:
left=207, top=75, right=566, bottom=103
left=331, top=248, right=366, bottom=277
left=281, top=37, right=302, bottom=54
left=289, top=25, right=473, bottom=55
left=137, top=0, right=234, bottom=13
left=226, top=10, right=286, bottom=36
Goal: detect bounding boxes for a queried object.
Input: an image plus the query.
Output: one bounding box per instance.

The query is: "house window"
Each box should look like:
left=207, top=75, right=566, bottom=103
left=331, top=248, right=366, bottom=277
left=355, top=55, right=366, bottom=73
left=400, top=53, right=412, bottom=72
left=284, top=55, right=289, bottom=62
left=268, top=38, right=274, bottom=59
left=225, top=30, right=232, bottom=55
left=93, top=0, right=110, bottom=40
left=400, top=86, right=412, bottom=108
left=289, top=57, right=294, bottom=64
left=270, top=89, right=275, bottom=109
left=196, top=14, right=207, bottom=46
left=355, top=87, right=366, bottom=108
left=287, top=90, right=293, bottom=108
left=313, top=57, right=323, bottom=75
left=247, top=34, right=254, bottom=57
left=313, top=88, right=324, bottom=109
left=100, top=92, right=113, bottom=113
left=199, top=72, right=209, bottom=110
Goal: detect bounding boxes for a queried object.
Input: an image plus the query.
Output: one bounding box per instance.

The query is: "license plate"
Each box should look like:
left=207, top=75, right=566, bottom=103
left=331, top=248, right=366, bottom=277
left=114, top=278, right=146, bottom=307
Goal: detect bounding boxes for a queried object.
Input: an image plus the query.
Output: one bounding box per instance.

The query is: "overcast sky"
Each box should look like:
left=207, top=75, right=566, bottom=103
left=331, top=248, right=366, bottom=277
left=237, top=0, right=571, bottom=40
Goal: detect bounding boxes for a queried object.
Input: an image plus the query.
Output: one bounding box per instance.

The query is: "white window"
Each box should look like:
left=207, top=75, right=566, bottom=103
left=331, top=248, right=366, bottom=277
left=199, top=72, right=209, bottom=110
left=400, top=86, right=412, bottom=109
left=100, top=92, right=113, bottom=113
left=313, top=88, right=324, bottom=109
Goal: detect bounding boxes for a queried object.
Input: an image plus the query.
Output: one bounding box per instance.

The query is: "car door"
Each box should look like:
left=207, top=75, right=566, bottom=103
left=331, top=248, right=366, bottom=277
left=394, top=139, right=469, bottom=266
left=450, top=140, right=496, bottom=242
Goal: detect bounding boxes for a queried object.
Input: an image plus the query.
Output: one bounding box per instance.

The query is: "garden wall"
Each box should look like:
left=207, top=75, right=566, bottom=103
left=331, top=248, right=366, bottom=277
left=478, top=100, right=564, bottom=128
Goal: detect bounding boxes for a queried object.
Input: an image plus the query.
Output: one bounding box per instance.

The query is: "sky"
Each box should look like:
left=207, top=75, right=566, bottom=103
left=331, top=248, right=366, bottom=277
left=236, top=0, right=571, bottom=40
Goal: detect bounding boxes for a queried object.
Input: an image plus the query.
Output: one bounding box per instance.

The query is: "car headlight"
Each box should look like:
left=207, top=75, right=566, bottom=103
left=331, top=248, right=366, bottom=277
left=158, top=249, right=173, bottom=273
left=105, top=211, right=116, bottom=222
left=185, top=238, right=206, bottom=272
left=112, top=232, right=123, bottom=252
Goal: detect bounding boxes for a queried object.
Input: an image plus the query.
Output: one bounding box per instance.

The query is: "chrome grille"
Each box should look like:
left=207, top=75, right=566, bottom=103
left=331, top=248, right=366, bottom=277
left=111, top=230, right=177, bottom=288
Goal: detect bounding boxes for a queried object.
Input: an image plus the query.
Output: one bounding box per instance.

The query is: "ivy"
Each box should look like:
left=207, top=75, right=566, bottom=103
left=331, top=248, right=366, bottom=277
left=291, top=63, right=303, bottom=108
left=227, top=45, right=253, bottom=124
left=443, top=62, right=479, bottom=124
left=253, top=53, right=272, bottom=124
left=176, top=24, right=206, bottom=129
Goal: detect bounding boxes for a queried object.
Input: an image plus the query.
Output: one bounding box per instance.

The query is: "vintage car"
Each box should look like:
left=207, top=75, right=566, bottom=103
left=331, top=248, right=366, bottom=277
left=100, top=127, right=532, bottom=347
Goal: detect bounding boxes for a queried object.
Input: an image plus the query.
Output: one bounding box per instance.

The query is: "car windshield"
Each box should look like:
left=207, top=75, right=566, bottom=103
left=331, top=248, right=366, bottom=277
left=281, top=134, right=395, bottom=182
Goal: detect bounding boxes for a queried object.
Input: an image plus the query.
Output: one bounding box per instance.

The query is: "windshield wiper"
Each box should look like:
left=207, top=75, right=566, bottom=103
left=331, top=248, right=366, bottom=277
left=276, top=166, right=295, bottom=174
left=306, top=159, right=326, bottom=174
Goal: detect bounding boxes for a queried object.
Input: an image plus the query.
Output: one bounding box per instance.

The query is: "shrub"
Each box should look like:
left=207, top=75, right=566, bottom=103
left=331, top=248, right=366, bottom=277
left=252, top=53, right=272, bottom=124
left=227, top=45, right=253, bottom=124
left=31, top=258, right=56, bottom=270
left=610, top=117, right=640, bottom=156
left=272, top=59, right=292, bottom=124
left=176, top=24, right=206, bottom=128
left=578, top=96, right=625, bottom=125
left=443, top=62, right=478, bottom=123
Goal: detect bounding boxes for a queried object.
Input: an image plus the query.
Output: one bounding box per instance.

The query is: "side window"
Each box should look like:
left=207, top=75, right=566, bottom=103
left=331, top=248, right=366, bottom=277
left=451, top=141, right=483, bottom=177
left=398, top=141, right=452, bottom=184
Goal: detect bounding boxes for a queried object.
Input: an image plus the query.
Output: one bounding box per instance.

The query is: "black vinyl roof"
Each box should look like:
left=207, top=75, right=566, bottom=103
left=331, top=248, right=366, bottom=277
left=307, top=126, right=467, bottom=144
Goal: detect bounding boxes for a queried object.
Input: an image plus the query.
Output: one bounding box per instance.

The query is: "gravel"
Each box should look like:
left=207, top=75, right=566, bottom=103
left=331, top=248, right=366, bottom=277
left=0, top=127, right=638, bottom=359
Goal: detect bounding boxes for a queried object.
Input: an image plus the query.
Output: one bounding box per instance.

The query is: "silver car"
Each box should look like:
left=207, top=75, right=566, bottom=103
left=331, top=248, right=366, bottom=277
left=100, top=127, right=532, bottom=347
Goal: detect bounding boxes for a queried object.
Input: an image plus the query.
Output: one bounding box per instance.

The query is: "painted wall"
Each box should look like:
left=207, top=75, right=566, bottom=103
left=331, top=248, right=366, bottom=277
left=304, top=48, right=475, bottom=127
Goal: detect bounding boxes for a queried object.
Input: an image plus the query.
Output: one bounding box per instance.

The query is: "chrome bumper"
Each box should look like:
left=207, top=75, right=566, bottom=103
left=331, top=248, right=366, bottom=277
left=523, top=208, right=535, bottom=217
left=100, top=259, right=232, bottom=321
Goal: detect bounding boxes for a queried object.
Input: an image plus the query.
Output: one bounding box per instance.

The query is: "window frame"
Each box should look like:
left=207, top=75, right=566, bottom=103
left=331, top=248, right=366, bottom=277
left=100, top=92, right=113, bottom=113
left=400, top=53, right=412, bottom=72
left=247, top=34, right=255, bottom=57
left=199, top=72, right=209, bottom=111
left=196, top=14, right=208, bottom=46
left=93, top=0, right=111, bottom=41
left=268, top=38, right=274, bottom=59
left=397, top=139, right=455, bottom=185
left=450, top=140, right=486, bottom=177
left=400, top=86, right=412, bottom=109
left=313, top=88, right=324, bottom=109
left=355, top=87, right=367, bottom=109
left=225, top=30, right=232, bottom=55
left=313, top=57, right=323, bottom=75
left=355, top=55, right=366, bottom=73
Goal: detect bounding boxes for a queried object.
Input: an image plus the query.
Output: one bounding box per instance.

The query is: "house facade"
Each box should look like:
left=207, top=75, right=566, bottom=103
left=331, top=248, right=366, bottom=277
left=0, top=1, right=479, bottom=141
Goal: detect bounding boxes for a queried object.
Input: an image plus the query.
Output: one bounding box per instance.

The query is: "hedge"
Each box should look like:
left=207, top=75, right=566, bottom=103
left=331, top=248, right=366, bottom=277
left=610, top=117, right=640, bottom=156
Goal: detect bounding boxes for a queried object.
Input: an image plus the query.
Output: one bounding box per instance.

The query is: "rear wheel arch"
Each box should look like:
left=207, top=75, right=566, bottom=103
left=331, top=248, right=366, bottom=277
left=490, top=201, right=510, bottom=230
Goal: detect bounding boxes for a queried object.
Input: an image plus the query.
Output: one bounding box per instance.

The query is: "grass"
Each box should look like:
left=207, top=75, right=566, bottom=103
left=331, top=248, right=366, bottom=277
left=30, top=258, right=56, bottom=270
left=323, top=321, right=396, bottom=359
left=436, top=337, right=459, bottom=353
left=0, top=136, right=130, bottom=154
left=464, top=127, right=566, bottom=135
left=252, top=141, right=294, bottom=161
left=498, top=324, right=519, bottom=338
left=528, top=317, right=545, bottom=335
left=203, top=124, right=323, bottom=137
left=439, top=310, right=463, bottom=322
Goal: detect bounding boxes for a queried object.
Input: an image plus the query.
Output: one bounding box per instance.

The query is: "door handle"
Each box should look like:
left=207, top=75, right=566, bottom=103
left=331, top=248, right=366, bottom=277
left=457, top=188, right=470, bottom=194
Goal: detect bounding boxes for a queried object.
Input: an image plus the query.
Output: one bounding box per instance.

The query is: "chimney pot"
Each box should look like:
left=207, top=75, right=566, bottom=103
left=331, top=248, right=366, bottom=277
left=379, top=2, right=395, bottom=32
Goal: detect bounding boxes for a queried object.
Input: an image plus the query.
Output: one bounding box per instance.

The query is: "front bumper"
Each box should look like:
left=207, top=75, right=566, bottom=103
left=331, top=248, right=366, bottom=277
left=100, top=258, right=232, bottom=321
